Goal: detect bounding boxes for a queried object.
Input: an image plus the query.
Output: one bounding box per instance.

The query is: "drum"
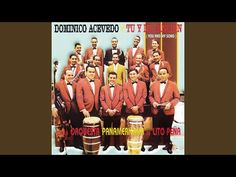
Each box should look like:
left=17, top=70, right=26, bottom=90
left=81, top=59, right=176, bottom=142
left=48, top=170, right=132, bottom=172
left=83, top=117, right=101, bottom=155
left=127, top=115, right=144, bottom=154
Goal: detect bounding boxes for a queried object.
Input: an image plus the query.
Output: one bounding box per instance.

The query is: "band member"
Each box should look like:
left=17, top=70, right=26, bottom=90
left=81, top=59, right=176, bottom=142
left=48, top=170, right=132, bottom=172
left=130, top=53, right=149, bottom=83
left=76, top=64, right=102, bottom=118
left=62, top=53, right=85, bottom=82
left=74, top=42, right=84, bottom=63
left=52, top=68, right=79, bottom=151
left=147, top=39, right=165, bottom=64
left=149, top=51, right=172, bottom=82
left=130, top=53, right=150, bottom=104
left=67, top=43, right=84, bottom=65
left=126, top=36, right=146, bottom=68
left=93, top=55, right=104, bottom=85
left=148, top=67, right=180, bottom=154
left=100, top=72, right=124, bottom=151
left=84, top=37, right=104, bottom=66
left=104, top=37, right=125, bottom=66
left=123, top=68, right=147, bottom=151
left=106, top=53, right=126, bottom=86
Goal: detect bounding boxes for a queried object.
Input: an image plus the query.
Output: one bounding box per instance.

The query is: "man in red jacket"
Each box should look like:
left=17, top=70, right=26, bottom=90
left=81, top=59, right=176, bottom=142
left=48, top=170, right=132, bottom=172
left=100, top=72, right=124, bottom=151
left=123, top=68, right=147, bottom=151
left=148, top=67, right=180, bottom=154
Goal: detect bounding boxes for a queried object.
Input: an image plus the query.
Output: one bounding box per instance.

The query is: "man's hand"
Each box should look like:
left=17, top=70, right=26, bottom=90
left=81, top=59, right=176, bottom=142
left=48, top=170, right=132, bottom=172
left=52, top=107, right=58, bottom=118
left=165, top=102, right=171, bottom=110
left=131, top=106, right=139, bottom=114
left=82, top=109, right=90, bottom=117
left=153, top=102, right=159, bottom=108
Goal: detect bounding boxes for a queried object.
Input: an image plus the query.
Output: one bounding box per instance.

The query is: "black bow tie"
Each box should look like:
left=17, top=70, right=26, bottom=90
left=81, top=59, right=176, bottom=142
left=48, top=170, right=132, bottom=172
left=95, top=65, right=99, bottom=67
left=132, top=81, right=137, bottom=84
left=160, top=81, right=166, bottom=84
left=155, top=61, right=160, bottom=64
left=71, top=65, right=76, bottom=68
left=136, top=65, right=141, bottom=67
left=89, top=80, right=94, bottom=82
left=93, top=47, right=96, bottom=50
left=67, top=82, right=72, bottom=86
left=112, top=48, right=117, bottom=50
left=109, top=85, right=115, bottom=88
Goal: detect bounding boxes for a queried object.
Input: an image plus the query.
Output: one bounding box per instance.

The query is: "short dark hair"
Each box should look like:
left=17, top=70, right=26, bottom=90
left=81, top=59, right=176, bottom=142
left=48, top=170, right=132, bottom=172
left=152, top=39, right=159, bottom=44
left=91, top=37, right=97, bottom=40
left=112, top=37, right=118, bottom=41
left=136, top=35, right=141, bottom=41
left=69, top=53, right=77, bottom=58
left=74, top=42, right=81, bottom=48
left=112, top=53, right=119, bottom=58
left=86, top=64, right=96, bottom=72
left=153, top=50, right=161, bottom=56
left=108, top=71, right=117, bottom=78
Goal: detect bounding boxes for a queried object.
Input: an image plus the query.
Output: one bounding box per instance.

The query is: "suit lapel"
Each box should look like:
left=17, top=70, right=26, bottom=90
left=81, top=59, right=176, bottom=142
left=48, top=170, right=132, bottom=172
left=107, top=85, right=113, bottom=100
left=156, top=82, right=161, bottom=102
left=85, top=78, right=94, bottom=95
left=63, top=80, right=71, bottom=100
left=72, top=82, right=76, bottom=99
left=129, top=82, right=135, bottom=105
left=134, top=47, right=139, bottom=57
left=161, top=80, right=169, bottom=99
left=95, top=79, right=100, bottom=96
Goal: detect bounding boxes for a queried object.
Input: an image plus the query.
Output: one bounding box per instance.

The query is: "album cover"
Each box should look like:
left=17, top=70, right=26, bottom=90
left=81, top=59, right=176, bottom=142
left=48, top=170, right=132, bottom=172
left=51, top=22, right=184, bottom=155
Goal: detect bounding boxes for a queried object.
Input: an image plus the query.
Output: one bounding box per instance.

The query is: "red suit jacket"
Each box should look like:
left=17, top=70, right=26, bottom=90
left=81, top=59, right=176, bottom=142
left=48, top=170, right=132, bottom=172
left=100, top=84, right=124, bottom=116
left=149, top=80, right=180, bottom=115
left=84, top=47, right=104, bottom=66
left=126, top=47, right=146, bottom=68
left=123, top=80, right=147, bottom=114
left=149, top=60, right=172, bottom=82
left=76, top=78, right=101, bottom=112
left=55, top=80, right=78, bottom=114
left=94, top=65, right=104, bottom=85
left=130, top=64, right=150, bottom=82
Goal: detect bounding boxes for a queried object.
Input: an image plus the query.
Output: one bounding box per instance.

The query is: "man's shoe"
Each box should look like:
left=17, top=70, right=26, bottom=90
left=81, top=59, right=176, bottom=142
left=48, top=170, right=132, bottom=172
left=141, top=146, right=145, bottom=152
left=167, top=148, right=173, bottom=154
left=103, top=145, right=109, bottom=151
left=124, top=145, right=127, bottom=151
left=148, top=145, right=158, bottom=151
left=162, top=146, right=168, bottom=150
left=115, top=145, right=121, bottom=151
left=167, top=143, right=173, bottom=154
left=59, top=146, right=64, bottom=152
left=59, top=140, right=65, bottom=152
left=74, top=144, right=84, bottom=150
left=78, top=145, right=84, bottom=150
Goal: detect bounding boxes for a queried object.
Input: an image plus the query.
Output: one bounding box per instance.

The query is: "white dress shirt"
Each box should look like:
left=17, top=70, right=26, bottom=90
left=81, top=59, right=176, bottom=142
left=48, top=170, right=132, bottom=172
left=65, top=80, right=73, bottom=99
left=160, top=80, right=168, bottom=98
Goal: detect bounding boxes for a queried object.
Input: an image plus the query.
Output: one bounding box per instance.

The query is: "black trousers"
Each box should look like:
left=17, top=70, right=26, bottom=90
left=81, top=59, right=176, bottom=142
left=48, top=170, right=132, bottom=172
left=103, top=116, right=121, bottom=146
left=151, top=109, right=174, bottom=146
